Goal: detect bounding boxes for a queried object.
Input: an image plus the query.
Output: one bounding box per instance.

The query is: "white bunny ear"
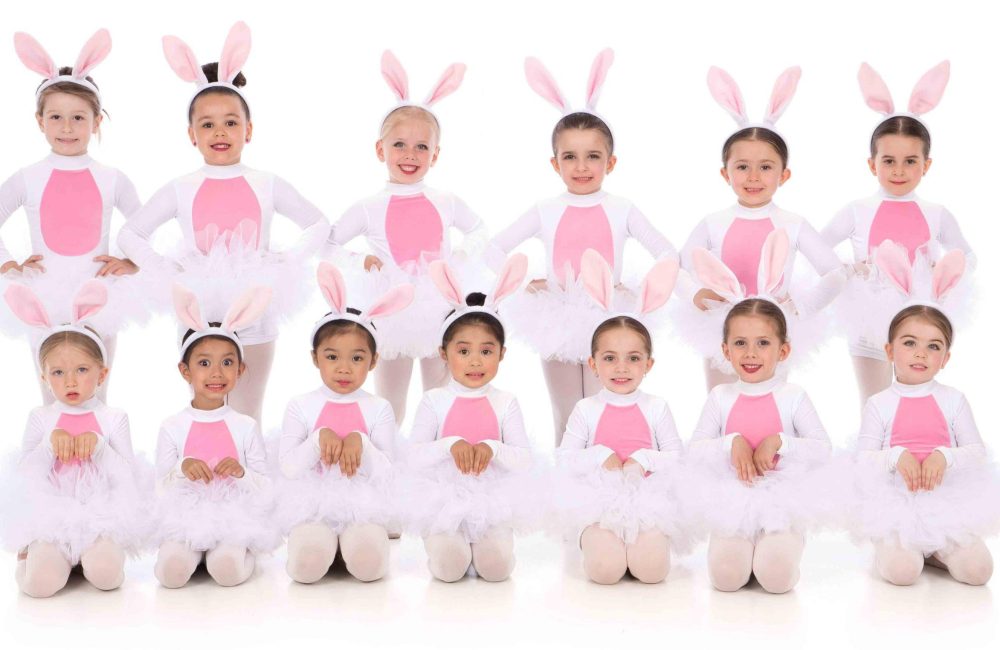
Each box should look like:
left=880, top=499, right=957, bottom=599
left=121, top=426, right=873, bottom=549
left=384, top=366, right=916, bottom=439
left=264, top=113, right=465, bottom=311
left=525, top=56, right=569, bottom=113
left=73, top=29, right=111, bottom=79
left=490, top=253, right=528, bottom=306
left=580, top=249, right=614, bottom=312
left=692, top=248, right=742, bottom=303
left=13, top=32, right=58, bottom=79
left=72, top=280, right=108, bottom=323
left=366, top=284, right=415, bottom=320
left=217, top=21, right=251, bottom=84
left=636, top=258, right=679, bottom=315
left=424, top=63, right=466, bottom=106
left=874, top=240, right=913, bottom=296
left=172, top=284, right=208, bottom=332
left=316, top=262, right=347, bottom=315
left=585, top=48, right=614, bottom=112
left=707, top=66, right=747, bottom=126
left=858, top=63, right=894, bottom=115
left=931, top=249, right=965, bottom=302
left=162, top=35, right=208, bottom=85
left=757, top=228, right=790, bottom=296
left=222, top=287, right=273, bottom=332
left=764, top=66, right=801, bottom=125
left=428, top=260, right=464, bottom=307
left=908, top=60, right=950, bottom=115
left=3, top=283, right=51, bottom=329
left=381, top=50, right=409, bottom=102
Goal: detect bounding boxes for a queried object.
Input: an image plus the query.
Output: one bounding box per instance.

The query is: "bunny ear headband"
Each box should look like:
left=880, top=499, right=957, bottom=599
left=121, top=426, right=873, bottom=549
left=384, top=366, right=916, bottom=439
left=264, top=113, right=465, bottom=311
left=429, top=253, right=528, bottom=339
left=173, top=283, right=272, bottom=359
left=580, top=249, right=679, bottom=332
left=858, top=61, right=949, bottom=133
left=379, top=50, right=466, bottom=135
left=3, top=280, right=110, bottom=362
left=691, top=228, right=791, bottom=306
left=707, top=65, right=801, bottom=142
left=311, top=262, right=414, bottom=347
left=872, top=240, right=966, bottom=314
left=525, top=48, right=615, bottom=132
left=15, top=29, right=111, bottom=99
left=163, top=21, right=251, bottom=111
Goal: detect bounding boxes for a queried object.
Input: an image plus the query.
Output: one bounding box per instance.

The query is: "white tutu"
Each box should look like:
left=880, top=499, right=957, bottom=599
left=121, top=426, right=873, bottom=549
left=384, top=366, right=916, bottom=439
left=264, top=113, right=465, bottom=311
left=272, top=464, right=396, bottom=536
left=849, top=459, right=1000, bottom=555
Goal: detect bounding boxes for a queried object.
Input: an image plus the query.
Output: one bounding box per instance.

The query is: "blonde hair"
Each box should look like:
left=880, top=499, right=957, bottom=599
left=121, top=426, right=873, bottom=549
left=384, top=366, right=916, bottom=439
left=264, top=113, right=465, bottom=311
left=36, top=68, right=104, bottom=140
left=379, top=105, right=440, bottom=143
left=38, top=330, right=105, bottom=368
left=887, top=305, right=954, bottom=349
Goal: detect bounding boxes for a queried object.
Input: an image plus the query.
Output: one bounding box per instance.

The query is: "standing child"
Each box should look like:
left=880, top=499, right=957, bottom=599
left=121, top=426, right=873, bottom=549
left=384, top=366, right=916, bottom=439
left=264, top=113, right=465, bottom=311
left=327, top=50, right=488, bottom=424
left=822, top=62, right=974, bottom=407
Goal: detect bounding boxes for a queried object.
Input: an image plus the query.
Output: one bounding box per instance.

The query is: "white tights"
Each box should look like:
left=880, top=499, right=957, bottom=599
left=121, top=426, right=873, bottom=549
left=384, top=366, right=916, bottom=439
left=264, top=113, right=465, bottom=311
left=423, top=528, right=515, bottom=582
left=875, top=538, right=993, bottom=586
left=228, top=341, right=275, bottom=427
left=851, top=356, right=893, bottom=410
left=708, top=532, right=805, bottom=594
left=375, top=356, right=449, bottom=425
left=580, top=525, right=671, bottom=585
left=16, top=537, right=124, bottom=598
left=286, top=522, right=389, bottom=583
left=154, top=541, right=255, bottom=588
left=542, top=359, right=602, bottom=446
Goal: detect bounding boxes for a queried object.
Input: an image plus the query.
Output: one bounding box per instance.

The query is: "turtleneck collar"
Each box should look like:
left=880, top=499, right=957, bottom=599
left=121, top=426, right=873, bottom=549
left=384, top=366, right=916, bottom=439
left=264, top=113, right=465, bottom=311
left=891, top=379, right=937, bottom=397
left=201, top=163, right=247, bottom=179
left=734, top=374, right=784, bottom=396
left=186, top=403, right=233, bottom=421
left=384, top=181, right=427, bottom=195
left=597, top=387, right=642, bottom=405
left=319, top=384, right=366, bottom=402
left=733, top=201, right=775, bottom=219
left=53, top=396, right=102, bottom=414
left=560, top=189, right=607, bottom=206
left=447, top=378, right=491, bottom=397
left=877, top=187, right=918, bottom=202
left=47, top=152, right=93, bottom=170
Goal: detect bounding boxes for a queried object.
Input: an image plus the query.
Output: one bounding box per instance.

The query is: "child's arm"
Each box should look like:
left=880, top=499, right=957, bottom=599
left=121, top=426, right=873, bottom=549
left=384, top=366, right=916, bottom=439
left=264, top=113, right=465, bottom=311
left=938, top=393, right=986, bottom=469
left=485, top=207, right=541, bottom=272
left=791, top=222, right=848, bottom=315
left=324, top=201, right=371, bottom=270
left=938, top=207, right=977, bottom=268
left=272, top=175, right=330, bottom=261
left=155, top=423, right=187, bottom=487
left=278, top=399, right=321, bottom=479
left=629, top=402, right=683, bottom=473
left=781, top=392, right=833, bottom=461
left=856, top=398, right=900, bottom=472
left=0, top=171, right=28, bottom=273
left=366, top=400, right=397, bottom=467
left=89, top=410, right=137, bottom=479
left=819, top=204, right=855, bottom=255
left=406, top=394, right=454, bottom=467
left=238, top=422, right=270, bottom=488
left=687, top=392, right=731, bottom=459
left=449, top=194, right=490, bottom=259
left=483, top=397, right=532, bottom=472
left=555, top=403, right=614, bottom=473
left=626, top=204, right=679, bottom=261
left=18, top=409, right=54, bottom=472
left=116, top=182, right=179, bottom=271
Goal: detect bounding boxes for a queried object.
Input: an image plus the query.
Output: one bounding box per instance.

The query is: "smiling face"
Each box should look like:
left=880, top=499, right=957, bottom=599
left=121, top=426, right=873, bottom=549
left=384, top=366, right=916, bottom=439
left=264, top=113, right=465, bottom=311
left=36, top=91, right=101, bottom=157
left=179, top=337, right=245, bottom=410
left=188, top=92, right=252, bottom=166
left=376, top=114, right=439, bottom=184
left=440, top=322, right=505, bottom=389
left=885, top=316, right=950, bottom=384
left=312, top=327, right=377, bottom=395
left=721, top=139, right=790, bottom=208
left=588, top=326, right=654, bottom=395
left=869, top=134, right=931, bottom=197
left=722, top=314, right=790, bottom=383
left=41, top=343, right=107, bottom=406
left=550, top=128, right=616, bottom=195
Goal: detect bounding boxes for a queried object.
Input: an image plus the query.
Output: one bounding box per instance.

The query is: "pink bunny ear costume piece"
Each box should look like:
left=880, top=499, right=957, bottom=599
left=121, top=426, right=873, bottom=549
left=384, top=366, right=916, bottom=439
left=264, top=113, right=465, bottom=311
left=858, top=61, right=949, bottom=132
left=757, top=228, right=791, bottom=297
left=162, top=21, right=251, bottom=111
left=310, top=262, right=415, bottom=348
left=874, top=240, right=913, bottom=296
left=636, top=258, right=679, bottom=316
left=378, top=50, right=467, bottom=136
left=15, top=29, right=110, bottom=98
left=580, top=248, right=679, bottom=340
left=708, top=65, right=800, bottom=141
left=434, top=254, right=529, bottom=340
left=524, top=49, right=616, bottom=135
left=4, top=280, right=110, bottom=363
left=176, top=282, right=271, bottom=360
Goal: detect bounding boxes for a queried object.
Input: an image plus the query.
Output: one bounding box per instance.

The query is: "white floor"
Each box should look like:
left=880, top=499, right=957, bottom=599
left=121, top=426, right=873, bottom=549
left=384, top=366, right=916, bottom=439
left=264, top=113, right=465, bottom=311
left=3, top=533, right=998, bottom=649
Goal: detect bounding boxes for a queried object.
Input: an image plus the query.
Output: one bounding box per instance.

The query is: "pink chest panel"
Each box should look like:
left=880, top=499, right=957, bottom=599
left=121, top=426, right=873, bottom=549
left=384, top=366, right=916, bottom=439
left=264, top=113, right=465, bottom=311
left=192, top=177, right=262, bottom=253
left=593, top=403, right=652, bottom=462
left=40, top=169, right=103, bottom=256
left=721, top=218, right=775, bottom=295
left=725, top=393, right=783, bottom=451
left=313, top=401, right=369, bottom=439
left=183, top=420, right=239, bottom=469
left=552, top=205, right=614, bottom=285
left=868, top=201, right=931, bottom=262
left=53, top=411, right=103, bottom=471
left=441, top=397, right=499, bottom=444
left=890, top=396, right=950, bottom=462
left=384, top=194, right=444, bottom=268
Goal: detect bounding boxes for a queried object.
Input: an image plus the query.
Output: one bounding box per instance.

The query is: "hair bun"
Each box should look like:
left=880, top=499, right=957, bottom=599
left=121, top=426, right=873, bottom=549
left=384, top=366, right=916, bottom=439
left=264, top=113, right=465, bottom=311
left=465, top=292, right=487, bottom=307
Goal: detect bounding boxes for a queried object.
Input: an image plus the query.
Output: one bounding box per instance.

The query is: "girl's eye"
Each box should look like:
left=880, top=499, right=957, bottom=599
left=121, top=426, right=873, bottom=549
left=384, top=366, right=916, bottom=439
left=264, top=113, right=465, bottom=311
left=736, top=164, right=747, bottom=171
left=903, top=340, right=915, bottom=347
left=481, top=349, right=492, bottom=356
left=629, top=355, right=641, bottom=362
left=761, top=164, right=772, bottom=171
left=588, top=153, right=601, bottom=160
left=603, top=355, right=614, bottom=363
left=198, top=359, right=209, bottom=367
left=458, top=349, right=469, bottom=356
left=226, top=120, right=237, bottom=127
left=326, top=354, right=336, bottom=361
left=223, top=359, right=233, bottom=366
left=393, top=141, right=404, bottom=148
left=929, top=343, right=940, bottom=351
left=733, top=340, right=745, bottom=347
left=352, top=355, right=363, bottom=363
left=417, top=144, right=428, bottom=151
left=78, top=367, right=88, bottom=374
left=202, top=122, right=213, bottom=129
left=563, top=153, right=575, bottom=160
left=52, top=370, right=63, bottom=376
left=759, top=340, right=770, bottom=347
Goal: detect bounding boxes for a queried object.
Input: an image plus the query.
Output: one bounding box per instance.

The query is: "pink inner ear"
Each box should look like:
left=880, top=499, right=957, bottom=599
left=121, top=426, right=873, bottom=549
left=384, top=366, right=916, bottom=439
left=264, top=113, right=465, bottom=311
left=874, top=241, right=912, bottom=295
left=367, top=284, right=415, bottom=320
left=707, top=66, right=746, bottom=124
left=580, top=249, right=613, bottom=311
left=172, top=284, right=207, bottom=332
left=692, top=248, right=741, bottom=301
left=424, top=63, right=466, bottom=106
left=638, top=258, right=679, bottom=315
left=3, top=283, right=51, bottom=328
left=858, top=63, right=895, bottom=115
left=381, top=50, right=409, bottom=102
left=491, top=253, right=528, bottom=305
left=585, top=48, right=614, bottom=110
left=758, top=228, right=790, bottom=295
left=73, top=29, right=111, bottom=79
left=223, top=287, right=273, bottom=332
left=428, top=261, right=464, bottom=306
left=13, top=32, right=57, bottom=79
left=766, top=66, right=801, bottom=124
left=72, top=280, right=108, bottom=323
left=162, top=36, right=207, bottom=84
left=316, top=262, right=346, bottom=314
left=218, top=21, right=251, bottom=84
left=908, top=60, right=950, bottom=115
left=932, top=249, right=965, bottom=301
left=524, top=57, right=568, bottom=112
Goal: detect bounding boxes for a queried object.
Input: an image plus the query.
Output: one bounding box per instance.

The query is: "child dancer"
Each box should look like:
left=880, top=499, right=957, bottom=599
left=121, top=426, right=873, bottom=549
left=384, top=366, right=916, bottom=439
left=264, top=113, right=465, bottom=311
left=676, top=66, right=843, bottom=391
left=491, top=49, right=677, bottom=443
left=152, top=284, right=278, bottom=588
left=0, top=29, right=142, bottom=402
left=555, top=250, right=689, bottom=585
left=822, top=62, right=974, bottom=406
left=852, top=243, right=997, bottom=586
left=276, top=263, right=412, bottom=583
left=0, top=281, right=145, bottom=597
left=403, top=255, right=533, bottom=582
left=327, top=50, right=488, bottom=424
left=117, top=22, right=328, bottom=424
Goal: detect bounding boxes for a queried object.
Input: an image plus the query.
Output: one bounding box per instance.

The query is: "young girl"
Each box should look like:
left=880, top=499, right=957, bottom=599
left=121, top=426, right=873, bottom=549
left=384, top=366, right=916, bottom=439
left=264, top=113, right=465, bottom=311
left=276, top=263, right=412, bottom=583
left=491, top=49, right=677, bottom=443
left=0, top=281, right=145, bottom=597
left=117, top=22, right=328, bottom=425
left=688, top=298, right=833, bottom=594
left=555, top=250, right=688, bottom=585
left=327, top=50, right=488, bottom=424
left=822, top=61, right=974, bottom=406
left=152, top=284, right=278, bottom=588
left=677, top=66, right=843, bottom=391
left=852, top=245, right=997, bottom=586
left=403, top=255, right=533, bottom=582
left=0, top=29, right=142, bottom=402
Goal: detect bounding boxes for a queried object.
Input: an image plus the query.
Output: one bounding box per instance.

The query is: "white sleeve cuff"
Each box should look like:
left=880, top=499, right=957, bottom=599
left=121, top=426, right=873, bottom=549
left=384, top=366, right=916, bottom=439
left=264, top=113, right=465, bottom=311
left=628, top=450, right=651, bottom=472
left=934, top=446, right=955, bottom=468
left=777, top=432, right=789, bottom=454
left=888, top=446, right=906, bottom=472
left=723, top=432, right=740, bottom=453
left=483, top=439, right=501, bottom=455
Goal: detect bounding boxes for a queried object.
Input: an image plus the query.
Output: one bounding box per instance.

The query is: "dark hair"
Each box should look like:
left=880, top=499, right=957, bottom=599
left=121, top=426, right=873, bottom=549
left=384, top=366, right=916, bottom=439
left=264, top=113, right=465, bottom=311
left=38, top=328, right=105, bottom=367
left=441, top=292, right=505, bottom=348
left=722, top=127, right=789, bottom=169
left=887, top=305, right=953, bottom=349
left=723, top=298, right=788, bottom=344
left=181, top=322, right=243, bottom=365
left=870, top=115, right=931, bottom=158
left=36, top=66, right=104, bottom=120
left=188, top=62, right=250, bottom=123
left=312, top=308, right=377, bottom=355
left=551, top=111, right=614, bottom=155
left=590, top=316, right=653, bottom=357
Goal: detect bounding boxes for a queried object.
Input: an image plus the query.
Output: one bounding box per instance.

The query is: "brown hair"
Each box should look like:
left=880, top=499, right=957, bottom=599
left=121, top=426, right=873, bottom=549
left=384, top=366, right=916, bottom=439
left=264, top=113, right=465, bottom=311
left=870, top=116, right=931, bottom=159
left=312, top=311, right=377, bottom=356
left=552, top=111, right=614, bottom=156
left=441, top=293, right=505, bottom=348
left=723, top=299, right=788, bottom=344
left=180, top=322, right=243, bottom=365
left=887, top=305, right=953, bottom=349
left=722, top=127, right=788, bottom=169
left=38, top=329, right=105, bottom=367
left=188, top=62, right=250, bottom=123
left=590, top=316, right=653, bottom=357
left=379, top=105, right=440, bottom=143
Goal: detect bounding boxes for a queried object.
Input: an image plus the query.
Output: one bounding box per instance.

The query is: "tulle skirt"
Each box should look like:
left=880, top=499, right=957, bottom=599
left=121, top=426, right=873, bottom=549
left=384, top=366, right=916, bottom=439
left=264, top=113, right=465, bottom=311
left=273, top=464, right=396, bottom=536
